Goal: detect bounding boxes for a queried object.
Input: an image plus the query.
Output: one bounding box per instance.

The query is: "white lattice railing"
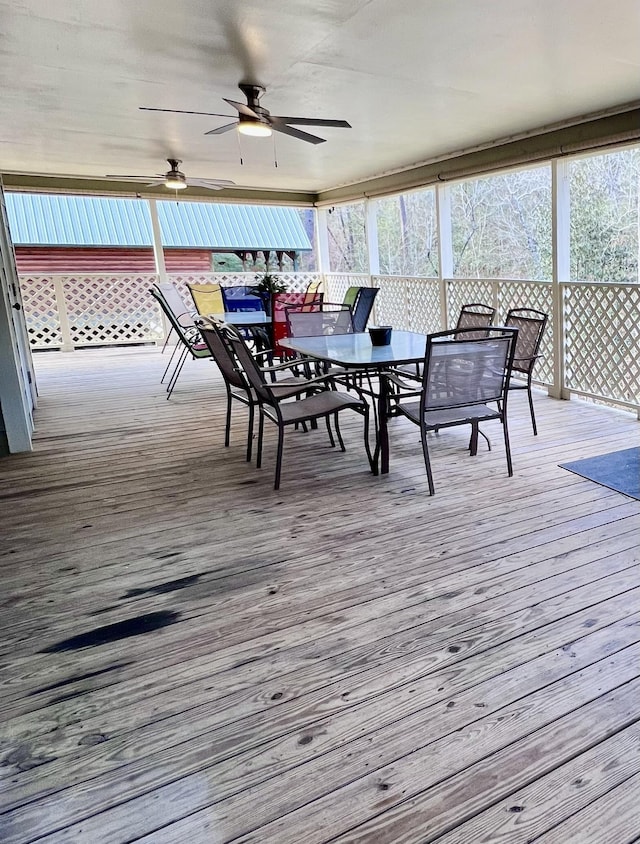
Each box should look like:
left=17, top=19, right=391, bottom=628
left=563, top=281, right=640, bottom=409
left=326, top=274, right=638, bottom=412
left=19, top=271, right=640, bottom=413
left=19, top=272, right=322, bottom=350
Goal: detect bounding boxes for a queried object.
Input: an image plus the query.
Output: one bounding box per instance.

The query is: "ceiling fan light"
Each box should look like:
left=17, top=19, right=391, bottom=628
left=164, top=175, right=188, bottom=190
left=237, top=118, right=272, bottom=138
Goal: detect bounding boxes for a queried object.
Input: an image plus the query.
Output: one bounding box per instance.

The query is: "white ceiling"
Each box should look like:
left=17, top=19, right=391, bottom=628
left=1, top=0, right=639, bottom=197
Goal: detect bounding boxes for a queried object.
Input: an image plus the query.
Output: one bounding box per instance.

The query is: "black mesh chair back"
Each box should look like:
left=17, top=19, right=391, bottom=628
left=198, top=322, right=259, bottom=460
left=221, top=323, right=374, bottom=490
left=455, top=303, right=496, bottom=338
left=389, top=326, right=518, bottom=495
left=422, top=329, right=514, bottom=413
left=505, top=308, right=548, bottom=376
left=198, top=323, right=246, bottom=390
left=504, top=307, right=548, bottom=435
left=221, top=323, right=273, bottom=405
left=352, top=287, right=379, bottom=332
left=287, top=304, right=354, bottom=337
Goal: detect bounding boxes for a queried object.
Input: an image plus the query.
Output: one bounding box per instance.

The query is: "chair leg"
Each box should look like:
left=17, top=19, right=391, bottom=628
left=161, top=341, right=180, bottom=383
left=361, top=404, right=377, bottom=474
left=224, top=390, right=232, bottom=448
left=256, top=412, right=264, bottom=469
left=469, top=422, right=479, bottom=456
left=161, top=327, right=174, bottom=354
left=503, top=416, right=514, bottom=477
left=325, top=416, right=336, bottom=448
left=246, top=402, right=254, bottom=462
left=166, top=348, right=189, bottom=399
left=274, top=426, right=285, bottom=490
left=527, top=376, right=538, bottom=435
left=420, top=425, right=436, bottom=495
left=334, top=412, right=346, bottom=452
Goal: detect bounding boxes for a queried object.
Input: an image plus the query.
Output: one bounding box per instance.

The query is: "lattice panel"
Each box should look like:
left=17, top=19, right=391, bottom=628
left=324, top=273, right=369, bottom=304
left=563, top=283, right=640, bottom=405
left=404, top=278, right=442, bottom=333
left=446, top=280, right=495, bottom=328
left=376, top=278, right=410, bottom=327
left=168, top=272, right=321, bottom=302
left=62, top=275, right=163, bottom=345
left=498, top=280, right=554, bottom=386
left=19, top=276, right=62, bottom=347
left=272, top=272, right=322, bottom=294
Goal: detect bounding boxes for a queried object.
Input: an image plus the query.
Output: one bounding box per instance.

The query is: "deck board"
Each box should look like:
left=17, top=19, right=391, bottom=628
left=1, top=345, right=639, bottom=844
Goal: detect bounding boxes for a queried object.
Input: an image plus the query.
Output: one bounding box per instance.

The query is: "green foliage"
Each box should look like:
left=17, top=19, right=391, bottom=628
left=252, top=272, right=287, bottom=293
left=317, top=149, right=639, bottom=285
left=570, top=149, right=639, bottom=283
left=451, top=167, right=552, bottom=280
left=377, top=190, right=439, bottom=277
left=327, top=204, right=367, bottom=272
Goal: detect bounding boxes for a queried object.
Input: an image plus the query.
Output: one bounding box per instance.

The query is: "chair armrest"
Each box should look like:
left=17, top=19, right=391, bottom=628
left=260, top=358, right=305, bottom=373
left=264, top=372, right=335, bottom=398
left=385, top=371, right=422, bottom=397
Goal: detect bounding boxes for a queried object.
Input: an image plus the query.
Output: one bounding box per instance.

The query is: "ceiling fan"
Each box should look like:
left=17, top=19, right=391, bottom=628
left=140, top=83, right=352, bottom=145
left=105, top=159, right=235, bottom=191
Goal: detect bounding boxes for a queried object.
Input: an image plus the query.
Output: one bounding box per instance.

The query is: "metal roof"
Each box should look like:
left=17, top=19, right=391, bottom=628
left=5, top=194, right=153, bottom=246
left=5, top=194, right=312, bottom=251
left=156, top=202, right=311, bottom=250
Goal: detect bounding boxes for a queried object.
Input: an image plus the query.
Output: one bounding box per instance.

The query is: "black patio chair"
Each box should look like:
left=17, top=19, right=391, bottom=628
left=455, top=302, right=496, bottom=336
left=505, top=307, right=548, bottom=435
left=398, top=300, right=497, bottom=382
left=352, top=287, right=379, bottom=332
left=151, top=286, right=211, bottom=398
left=387, top=326, right=518, bottom=494
left=198, top=320, right=324, bottom=461
left=153, top=280, right=196, bottom=353
left=221, top=323, right=375, bottom=490
left=286, top=303, right=354, bottom=338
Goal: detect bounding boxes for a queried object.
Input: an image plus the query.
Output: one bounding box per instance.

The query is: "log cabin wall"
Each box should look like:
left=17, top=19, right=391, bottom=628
left=14, top=246, right=212, bottom=273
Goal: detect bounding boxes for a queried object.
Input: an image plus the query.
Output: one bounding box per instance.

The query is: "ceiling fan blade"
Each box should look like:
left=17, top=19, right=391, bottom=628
left=145, top=180, right=165, bottom=187
left=204, top=122, right=238, bottom=136
left=105, top=174, right=157, bottom=181
left=223, top=98, right=262, bottom=120
left=139, top=107, right=232, bottom=118
left=274, top=117, right=352, bottom=128
left=270, top=119, right=326, bottom=145
left=187, top=178, right=235, bottom=189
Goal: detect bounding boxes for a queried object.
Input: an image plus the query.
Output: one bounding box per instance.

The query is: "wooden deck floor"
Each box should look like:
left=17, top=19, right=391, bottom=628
left=1, top=345, right=640, bottom=844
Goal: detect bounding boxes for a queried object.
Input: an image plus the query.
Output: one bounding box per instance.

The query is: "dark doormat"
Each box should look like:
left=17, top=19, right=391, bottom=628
left=559, top=447, right=640, bottom=500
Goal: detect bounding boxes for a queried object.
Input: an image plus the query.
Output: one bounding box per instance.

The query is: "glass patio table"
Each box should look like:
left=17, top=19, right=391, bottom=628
left=279, top=330, right=427, bottom=474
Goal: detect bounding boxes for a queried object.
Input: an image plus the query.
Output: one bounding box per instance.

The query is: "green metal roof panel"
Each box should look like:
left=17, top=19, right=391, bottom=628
left=5, top=193, right=312, bottom=251
left=5, top=194, right=153, bottom=246
left=156, top=201, right=311, bottom=250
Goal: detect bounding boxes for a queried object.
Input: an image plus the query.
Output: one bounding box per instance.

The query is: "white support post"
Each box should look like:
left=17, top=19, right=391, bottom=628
left=148, top=198, right=168, bottom=283
left=53, top=276, right=74, bottom=351
left=364, top=198, right=380, bottom=280
left=551, top=158, right=570, bottom=399
left=315, top=207, right=330, bottom=293
left=364, top=198, right=380, bottom=321
left=148, top=198, right=171, bottom=344
left=436, top=184, right=453, bottom=329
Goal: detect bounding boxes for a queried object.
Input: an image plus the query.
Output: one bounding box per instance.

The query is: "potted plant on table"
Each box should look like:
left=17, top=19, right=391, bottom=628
left=249, top=272, right=287, bottom=316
